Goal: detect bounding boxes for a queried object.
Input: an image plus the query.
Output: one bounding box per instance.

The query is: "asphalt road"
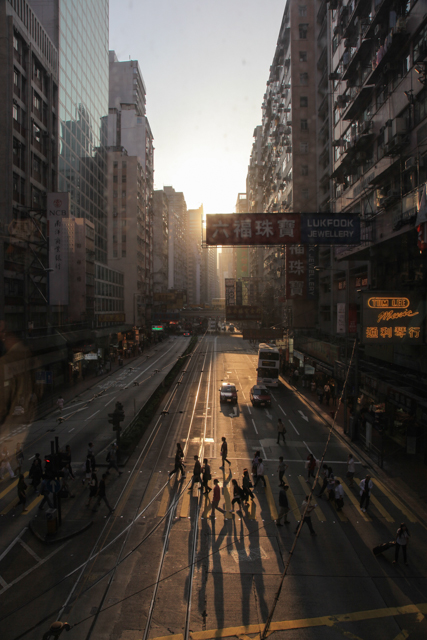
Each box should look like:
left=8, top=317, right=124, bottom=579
left=1, top=333, right=426, bottom=640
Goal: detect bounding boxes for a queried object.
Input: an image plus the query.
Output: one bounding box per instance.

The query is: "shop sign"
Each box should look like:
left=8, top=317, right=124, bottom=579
left=293, top=350, right=304, bottom=362
left=361, top=292, right=425, bottom=344
left=226, top=305, right=262, bottom=321
left=84, top=353, right=98, bottom=360
left=73, top=352, right=84, bottom=362
left=304, top=364, right=315, bottom=375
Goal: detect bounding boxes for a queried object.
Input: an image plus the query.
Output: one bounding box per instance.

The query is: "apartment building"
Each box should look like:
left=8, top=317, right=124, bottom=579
left=152, top=190, right=169, bottom=294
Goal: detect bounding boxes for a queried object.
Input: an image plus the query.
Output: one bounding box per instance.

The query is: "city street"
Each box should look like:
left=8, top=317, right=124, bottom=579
left=1, top=334, right=425, bottom=640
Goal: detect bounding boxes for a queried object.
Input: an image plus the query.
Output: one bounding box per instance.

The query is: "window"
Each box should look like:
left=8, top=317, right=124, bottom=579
left=302, top=188, right=309, bottom=199
left=300, top=142, right=308, bottom=154
left=301, top=165, right=308, bottom=176
left=113, top=250, right=118, bottom=257
left=14, top=70, right=19, bottom=86
left=122, top=190, right=126, bottom=198
left=33, top=93, right=41, bottom=111
left=122, top=235, right=126, bottom=242
left=300, top=96, right=308, bottom=107
left=113, top=175, right=118, bottom=183
left=122, top=250, right=126, bottom=257
left=113, top=161, right=118, bottom=168
left=299, top=24, right=308, bottom=39
left=298, top=5, right=307, bottom=17
left=122, top=175, right=126, bottom=182
left=301, top=119, right=308, bottom=130
left=299, top=51, right=307, bottom=62
left=122, top=161, right=127, bottom=169
left=300, top=72, right=308, bottom=86
left=13, top=104, right=19, bottom=121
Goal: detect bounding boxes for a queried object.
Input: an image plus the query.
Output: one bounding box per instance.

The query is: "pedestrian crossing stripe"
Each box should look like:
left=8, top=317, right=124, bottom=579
left=140, top=475, right=158, bottom=512
left=21, top=494, right=42, bottom=514
left=179, top=486, right=191, bottom=518
left=336, top=477, right=371, bottom=522
left=264, top=476, right=278, bottom=521
left=201, top=495, right=212, bottom=519
left=1, top=497, right=19, bottom=515
left=0, top=471, right=29, bottom=501
left=296, top=476, right=326, bottom=522
left=370, top=477, right=418, bottom=525
left=222, top=484, right=233, bottom=519
left=282, top=475, right=299, bottom=522
left=157, top=483, right=172, bottom=518
left=355, top=479, right=394, bottom=523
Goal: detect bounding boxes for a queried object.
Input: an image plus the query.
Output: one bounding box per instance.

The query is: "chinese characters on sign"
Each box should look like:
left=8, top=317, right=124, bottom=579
left=225, top=306, right=262, bottom=321
left=362, top=293, right=425, bottom=344
left=206, top=214, right=360, bottom=245
left=225, top=278, right=235, bottom=306
left=286, top=244, right=307, bottom=299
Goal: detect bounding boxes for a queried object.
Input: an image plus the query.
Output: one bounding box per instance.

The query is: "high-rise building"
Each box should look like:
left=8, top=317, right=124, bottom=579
left=164, top=186, right=187, bottom=292
left=107, top=51, right=154, bottom=325
left=187, top=205, right=203, bottom=305
left=152, top=190, right=169, bottom=294
left=29, top=0, right=110, bottom=265
left=0, top=0, right=59, bottom=334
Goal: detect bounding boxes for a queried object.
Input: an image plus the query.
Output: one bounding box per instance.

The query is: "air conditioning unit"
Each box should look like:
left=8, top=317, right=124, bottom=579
left=405, top=156, right=416, bottom=170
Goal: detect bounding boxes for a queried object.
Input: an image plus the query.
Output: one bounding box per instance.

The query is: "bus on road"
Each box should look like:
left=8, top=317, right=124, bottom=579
left=257, top=343, right=280, bottom=387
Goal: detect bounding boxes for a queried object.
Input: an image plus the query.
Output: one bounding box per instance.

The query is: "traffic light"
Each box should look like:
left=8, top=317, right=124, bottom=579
left=44, top=455, right=54, bottom=479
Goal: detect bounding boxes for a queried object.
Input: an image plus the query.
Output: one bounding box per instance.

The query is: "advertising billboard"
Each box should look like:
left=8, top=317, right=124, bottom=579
left=361, top=292, right=425, bottom=344
left=206, top=213, right=360, bottom=246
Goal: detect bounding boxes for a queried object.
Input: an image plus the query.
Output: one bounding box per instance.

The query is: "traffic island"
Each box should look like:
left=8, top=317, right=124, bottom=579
left=29, top=511, right=93, bottom=544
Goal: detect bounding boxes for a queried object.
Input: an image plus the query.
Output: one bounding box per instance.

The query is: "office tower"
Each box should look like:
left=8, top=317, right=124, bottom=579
left=164, top=186, right=187, bottom=292
left=187, top=205, right=203, bottom=305
left=0, top=0, right=58, bottom=334
left=107, top=51, right=154, bottom=327
left=153, top=190, right=169, bottom=294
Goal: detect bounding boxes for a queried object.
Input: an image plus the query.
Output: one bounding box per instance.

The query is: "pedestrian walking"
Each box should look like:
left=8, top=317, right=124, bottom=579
left=251, top=451, right=260, bottom=482
left=56, top=396, right=64, bottom=412
left=254, top=458, right=266, bottom=487
left=326, top=471, right=336, bottom=501
left=86, top=471, right=98, bottom=507
left=87, top=442, right=95, bottom=457
left=202, top=458, right=212, bottom=494
left=106, top=444, right=122, bottom=476
left=334, top=479, right=345, bottom=511
left=190, top=455, right=202, bottom=490
left=0, top=446, right=15, bottom=480
left=277, top=456, right=288, bottom=487
left=306, top=453, right=316, bottom=482
left=393, top=523, right=410, bottom=565
left=230, top=479, right=243, bottom=513
left=276, top=485, right=290, bottom=525
left=169, top=443, right=186, bottom=479
left=242, top=469, right=254, bottom=504
left=92, top=473, right=114, bottom=514
left=359, top=474, right=373, bottom=512
left=318, top=464, right=333, bottom=497
left=29, top=455, right=42, bottom=490
left=220, top=436, right=231, bottom=468
left=15, top=442, right=24, bottom=475
left=276, top=418, right=287, bottom=445
left=210, top=479, right=225, bottom=518
left=324, top=382, right=331, bottom=406
left=82, top=455, right=92, bottom=485
left=64, top=445, right=75, bottom=479
left=17, top=474, right=27, bottom=512
left=317, top=384, right=324, bottom=405
left=38, top=476, right=54, bottom=510
left=346, top=454, right=356, bottom=487
left=294, top=496, right=317, bottom=536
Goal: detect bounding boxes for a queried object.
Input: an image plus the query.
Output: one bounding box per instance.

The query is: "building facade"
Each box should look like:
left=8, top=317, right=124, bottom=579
left=152, top=189, right=169, bottom=294
left=164, top=186, right=187, bottom=292
left=187, top=205, right=203, bottom=305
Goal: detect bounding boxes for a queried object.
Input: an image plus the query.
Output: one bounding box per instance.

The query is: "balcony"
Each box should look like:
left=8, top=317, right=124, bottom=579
left=342, top=84, right=375, bottom=121
left=343, top=38, right=373, bottom=81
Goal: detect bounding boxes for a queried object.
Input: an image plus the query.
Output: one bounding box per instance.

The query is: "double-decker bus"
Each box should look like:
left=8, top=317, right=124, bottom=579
left=256, top=343, right=280, bottom=387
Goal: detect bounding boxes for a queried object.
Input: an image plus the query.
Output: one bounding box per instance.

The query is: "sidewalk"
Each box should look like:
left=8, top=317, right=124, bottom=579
left=281, top=374, right=427, bottom=523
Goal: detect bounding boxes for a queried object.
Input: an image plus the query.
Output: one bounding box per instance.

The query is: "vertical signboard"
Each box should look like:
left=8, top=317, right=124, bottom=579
left=47, top=193, right=71, bottom=305
left=307, top=245, right=317, bottom=300
left=286, top=245, right=307, bottom=299
left=225, top=278, right=235, bottom=306
left=337, top=303, right=346, bottom=334
left=235, top=280, right=243, bottom=306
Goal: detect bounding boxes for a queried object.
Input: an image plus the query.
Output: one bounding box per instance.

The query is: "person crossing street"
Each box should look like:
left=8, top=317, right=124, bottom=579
left=220, top=436, right=231, bottom=468
left=276, top=418, right=286, bottom=445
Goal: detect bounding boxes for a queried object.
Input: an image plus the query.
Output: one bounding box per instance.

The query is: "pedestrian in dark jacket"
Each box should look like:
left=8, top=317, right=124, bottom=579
left=220, top=436, right=231, bottom=468
left=106, top=444, right=122, bottom=476
left=92, top=474, right=114, bottom=514
left=17, top=474, right=27, bottom=512
left=230, top=479, right=243, bottom=513
left=38, top=476, right=54, bottom=510
left=169, top=443, right=186, bottom=479
left=190, top=455, right=202, bottom=490
left=202, top=458, right=212, bottom=494
left=29, top=456, right=42, bottom=490
left=242, top=469, right=254, bottom=504
left=86, top=472, right=98, bottom=508
left=306, top=454, right=316, bottom=482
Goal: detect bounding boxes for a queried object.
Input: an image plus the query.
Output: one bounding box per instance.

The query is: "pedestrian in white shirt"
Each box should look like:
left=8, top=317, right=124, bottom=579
left=393, top=523, right=410, bottom=565
left=254, top=458, right=266, bottom=487
left=359, top=474, right=373, bottom=512
left=334, top=479, right=344, bottom=511
left=294, top=496, right=317, bottom=536
left=346, top=454, right=356, bottom=487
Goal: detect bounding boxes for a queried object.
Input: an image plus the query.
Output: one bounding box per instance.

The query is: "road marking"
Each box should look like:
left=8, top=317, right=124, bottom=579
left=222, top=484, right=232, bottom=519
left=0, top=542, right=67, bottom=596
left=21, top=494, right=43, bottom=514
left=336, top=477, right=371, bottom=522
left=248, top=499, right=257, bottom=520
left=289, top=420, right=300, bottom=435
left=251, top=419, right=258, bottom=434
left=265, top=409, right=272, bottom=420
left=298, top=410, right=309, bottom=422
left=1, top=497, right=19, bottom=515
left=85, top=409, right=100, bottom=421
left=105, top=395, right=118, bottom=407
left=303, top=441, right=313, bottom=454
left=148, top=602, right=427, bottom=640
left=180, top=488, right=191, bottom=518
left=0, top=471, right=29, bottom=500
left=246, top=404, right=252, bottom=415
left=157, top=484, right=172, bottom=518
left=355, top=479, right=394, bottom=523
left=68, top=428, right=75, bottom=432
left=201, top=495, right=212, bottom=519
left=140, top=475, right=158, bottom=512
left=371, top=477, right=418, bottom=524
left=297, top=476, right=326, bottom=522
left=20, top=540, right=41, bottom=562
left=264, top=476, right=278, bottom=520
left=279, top=405, right=287, bottom=417
left=0, top=528, right=27, bottom=562
left=282, top=476, right=298, bottom=522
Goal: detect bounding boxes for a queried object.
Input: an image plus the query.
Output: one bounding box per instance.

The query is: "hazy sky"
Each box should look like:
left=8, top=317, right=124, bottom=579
left=109, top=0, right=286, bottom=214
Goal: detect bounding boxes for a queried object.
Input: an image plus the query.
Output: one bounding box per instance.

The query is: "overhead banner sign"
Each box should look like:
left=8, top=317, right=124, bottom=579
left=361, top=292, right=425, bottom=344
left=226, top=305, right=262, bottom=321
left=47, top=192, right=71, bottom=306
left=206, top=213, right=360, bottom=246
